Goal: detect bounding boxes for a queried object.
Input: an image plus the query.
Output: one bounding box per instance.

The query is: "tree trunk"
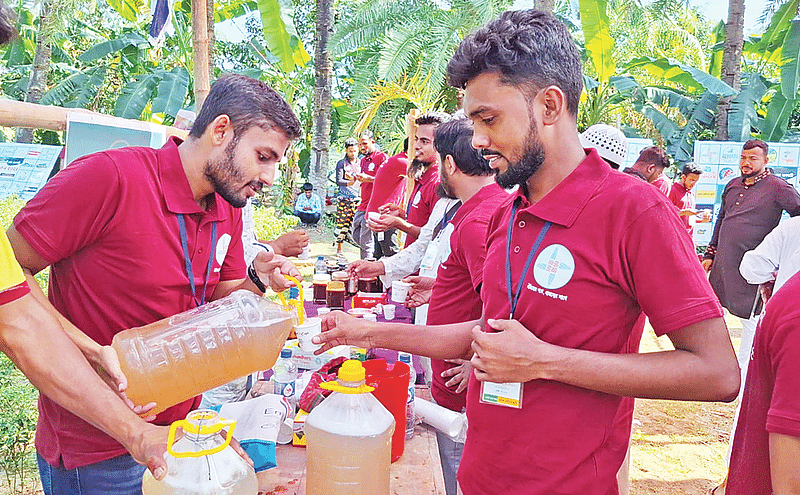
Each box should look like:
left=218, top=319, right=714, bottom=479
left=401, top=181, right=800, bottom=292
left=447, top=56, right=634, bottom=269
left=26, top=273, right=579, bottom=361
left=16, top=1, right=52, bottom=143
left=714, top=0, right=745, bottom=141
left=536, top=0, right=554, bottom=12
left=207, top=0, right=215, bottom=76
left=311, top=0, right=333, bottom=196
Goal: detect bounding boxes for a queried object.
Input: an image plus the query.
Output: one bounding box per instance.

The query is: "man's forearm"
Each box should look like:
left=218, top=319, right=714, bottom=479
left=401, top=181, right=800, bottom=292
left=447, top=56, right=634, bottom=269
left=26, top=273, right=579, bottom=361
left=770, top=432, right=800, bottom=493
left=0, top=294, right=156, bottom=451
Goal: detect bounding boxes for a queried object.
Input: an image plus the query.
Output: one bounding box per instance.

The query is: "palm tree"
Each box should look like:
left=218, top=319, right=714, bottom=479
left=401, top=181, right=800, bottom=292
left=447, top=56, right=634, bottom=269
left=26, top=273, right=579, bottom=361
left=715, top=0, right=745, bottom=140
left=311, top=0, right=333, bottom=195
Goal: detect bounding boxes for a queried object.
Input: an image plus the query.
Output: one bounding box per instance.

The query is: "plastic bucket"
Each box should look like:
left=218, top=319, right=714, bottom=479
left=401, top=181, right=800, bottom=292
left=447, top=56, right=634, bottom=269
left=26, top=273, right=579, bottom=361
left=363, top=358, right=410, bottom=462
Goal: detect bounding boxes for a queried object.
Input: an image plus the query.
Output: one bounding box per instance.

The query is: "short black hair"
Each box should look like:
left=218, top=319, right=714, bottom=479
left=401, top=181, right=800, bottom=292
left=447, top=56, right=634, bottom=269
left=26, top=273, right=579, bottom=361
left=682, top=163, right=702, bottom=176
left=447, top=9, right=583, bottom=115
left=190, top=74, right=301, bottom=142
left=434, top=118, right=493, bottom=177
left=636, top=146, right=670, bottom=170
left=415, top=112, right=450, bottom=127
left=743, top=139, right=768, bottom=157
left=302, top=182, right=313, bottom=191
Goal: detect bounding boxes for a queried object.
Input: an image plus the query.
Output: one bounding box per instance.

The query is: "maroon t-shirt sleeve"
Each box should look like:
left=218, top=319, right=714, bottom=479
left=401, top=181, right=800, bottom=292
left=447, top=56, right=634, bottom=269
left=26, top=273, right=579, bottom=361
left=0, top=281, right=30, bottom=305
left=621, top=200, right=722, bottom=335
left=766, top=312, right=800, bottom=438
left=15, top=154, right=121, bottom=264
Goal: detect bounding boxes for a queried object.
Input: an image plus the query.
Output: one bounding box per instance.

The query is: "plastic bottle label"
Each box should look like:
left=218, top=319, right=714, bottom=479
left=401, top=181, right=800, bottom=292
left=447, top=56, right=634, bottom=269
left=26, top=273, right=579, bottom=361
left=407, top=385, right=414, bottom=404
left=276, top=380, right=295, bottom=399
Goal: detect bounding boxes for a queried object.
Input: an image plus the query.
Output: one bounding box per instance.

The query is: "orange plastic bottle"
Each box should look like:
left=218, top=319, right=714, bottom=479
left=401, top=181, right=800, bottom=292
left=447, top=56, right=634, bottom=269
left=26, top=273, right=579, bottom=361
left=112, top=290, right=294, bottom=415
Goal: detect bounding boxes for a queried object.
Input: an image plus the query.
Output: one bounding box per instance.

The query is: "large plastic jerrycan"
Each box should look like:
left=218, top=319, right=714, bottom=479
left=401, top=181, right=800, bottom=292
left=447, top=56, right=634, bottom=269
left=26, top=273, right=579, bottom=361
left=142, top=409, right=258, bottom=495
left=304, top=359, right=395, bottom=495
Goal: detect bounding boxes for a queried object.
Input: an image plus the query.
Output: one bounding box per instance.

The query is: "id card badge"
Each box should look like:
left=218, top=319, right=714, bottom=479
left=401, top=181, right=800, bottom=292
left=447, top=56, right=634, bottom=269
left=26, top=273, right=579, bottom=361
left=419, top=242, right=439, bottom=272
left=480, top=381, right=523, bottom=409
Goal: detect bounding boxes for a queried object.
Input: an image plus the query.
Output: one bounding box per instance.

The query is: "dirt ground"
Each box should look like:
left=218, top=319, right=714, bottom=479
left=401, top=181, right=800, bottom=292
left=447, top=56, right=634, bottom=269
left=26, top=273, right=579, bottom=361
left=0, top=219, right=740, bottom=494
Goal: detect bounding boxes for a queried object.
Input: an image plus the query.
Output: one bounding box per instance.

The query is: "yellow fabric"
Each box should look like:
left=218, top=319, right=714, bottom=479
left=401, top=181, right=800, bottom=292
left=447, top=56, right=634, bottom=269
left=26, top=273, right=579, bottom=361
left=0, top=229, right=25, bottom=291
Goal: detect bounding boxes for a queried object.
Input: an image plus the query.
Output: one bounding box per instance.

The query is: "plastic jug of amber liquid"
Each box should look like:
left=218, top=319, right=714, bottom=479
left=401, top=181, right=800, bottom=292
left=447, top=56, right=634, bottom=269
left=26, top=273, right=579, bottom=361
left=142, top=409, right=257, bottom=495
left=304, top=360, right=395, bottom=495
left=112, top=290, right=295, bottom=415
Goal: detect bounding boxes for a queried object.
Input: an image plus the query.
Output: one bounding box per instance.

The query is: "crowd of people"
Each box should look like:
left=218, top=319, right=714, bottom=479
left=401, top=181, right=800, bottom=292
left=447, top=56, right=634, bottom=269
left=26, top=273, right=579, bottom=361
left=1, top=6, right=799, bottom=495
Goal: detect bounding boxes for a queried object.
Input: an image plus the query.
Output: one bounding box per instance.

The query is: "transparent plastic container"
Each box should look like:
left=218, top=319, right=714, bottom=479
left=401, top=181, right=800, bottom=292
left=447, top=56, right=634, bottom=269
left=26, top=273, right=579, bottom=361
left=305, top=360, right=395, bottom=495
left=142, top=409, right=257, bottom=495
left=112, top=290, right=294, bottom=415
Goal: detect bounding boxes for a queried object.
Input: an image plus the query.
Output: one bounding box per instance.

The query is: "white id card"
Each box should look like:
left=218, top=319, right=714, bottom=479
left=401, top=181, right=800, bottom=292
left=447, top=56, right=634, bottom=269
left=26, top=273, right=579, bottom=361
left=479, top=381, right=523, bottom=409
left=419, top=242, right=438, bottom=272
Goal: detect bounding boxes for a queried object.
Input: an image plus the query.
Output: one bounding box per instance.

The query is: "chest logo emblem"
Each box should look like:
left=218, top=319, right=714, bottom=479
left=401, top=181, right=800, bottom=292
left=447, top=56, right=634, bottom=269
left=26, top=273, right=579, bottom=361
left=533, top=244, right=574, bottom=290
left=215, top=233, right=232, bottom=266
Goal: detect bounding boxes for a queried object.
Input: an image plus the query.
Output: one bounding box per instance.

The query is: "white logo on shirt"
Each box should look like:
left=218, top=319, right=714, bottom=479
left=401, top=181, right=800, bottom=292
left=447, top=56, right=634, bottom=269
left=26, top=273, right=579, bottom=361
left=412, top=191, right=422, bottom=206
left=533, top=244, right=574, bottom=290
left=215, top=233, right=232, bottom=266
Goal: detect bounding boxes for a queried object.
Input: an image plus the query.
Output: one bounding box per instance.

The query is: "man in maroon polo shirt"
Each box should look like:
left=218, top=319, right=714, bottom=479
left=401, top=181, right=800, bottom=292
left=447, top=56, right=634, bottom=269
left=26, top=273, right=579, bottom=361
left=314, top=10, right=739, bottom=495
left=366, top=145, right=408, bottom=259
left=369, top=113, right=450, bottom=246
left=7, top=74, right=301, bottom=495
left=630, top=145, right=672, bottom=195
left=351, top=130, right=388, bottom=258
left=667, top=162, right=702, bottom=237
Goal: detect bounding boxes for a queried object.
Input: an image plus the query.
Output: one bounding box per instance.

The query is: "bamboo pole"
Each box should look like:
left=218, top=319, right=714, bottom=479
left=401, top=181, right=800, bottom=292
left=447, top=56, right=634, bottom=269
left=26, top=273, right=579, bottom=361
left=403, top=109, right=420, bottom=206
left=0, top=99, right=188, bottom=139
left=192, top=0, right=210, bottom=110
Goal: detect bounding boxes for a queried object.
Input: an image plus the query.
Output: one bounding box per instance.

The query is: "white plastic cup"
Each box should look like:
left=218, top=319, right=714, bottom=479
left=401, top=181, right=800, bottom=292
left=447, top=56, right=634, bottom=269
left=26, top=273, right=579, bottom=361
left=367, top=211, right=381, bottom=222
left=296, top=317, right=322, bottom=352
left=364, top=313, right=377, bottom=322
left=277, top=416, right=294, bottom=444
left=298, top=245, right=311, bottom=260
left=383, top=304, right=396, bottom=320
left=317, top=307, right=331, bottom=316
left=391, top=281, right=412, bottom=303
left=413, top=397, right=467, bottom=441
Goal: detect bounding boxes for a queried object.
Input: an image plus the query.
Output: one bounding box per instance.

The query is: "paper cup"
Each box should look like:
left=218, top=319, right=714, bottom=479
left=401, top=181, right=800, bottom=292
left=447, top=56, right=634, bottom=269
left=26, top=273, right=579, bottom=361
left=391, top=281, right=412, bottom=303
left=295, top=317, right=322, bottom=352
left=317, top=307, right=331, bottom=316
left=298, top=245, right=310, bottom=260
left=413, top=397, right=467, bottom=441
left=383, top=304, right=396, bottom=320
left=368, top=211, right=381, bottom=222
left=364, top=313, right=377, bottom=322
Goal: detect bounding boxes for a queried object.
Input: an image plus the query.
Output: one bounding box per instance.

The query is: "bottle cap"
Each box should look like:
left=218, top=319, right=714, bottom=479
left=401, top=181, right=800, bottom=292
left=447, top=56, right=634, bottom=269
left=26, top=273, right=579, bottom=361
left=280, top=348, right=292, bottom=359
left=319, top=359, right=374, bottom=394
left=313, top=273, right=331, bottom=283
left=399, top=352, right=412, bottom=364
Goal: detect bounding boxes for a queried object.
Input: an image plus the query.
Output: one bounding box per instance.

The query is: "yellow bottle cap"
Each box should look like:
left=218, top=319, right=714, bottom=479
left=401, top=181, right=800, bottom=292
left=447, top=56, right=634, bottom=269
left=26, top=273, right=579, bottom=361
left=319, top=360, right=374, bottom=394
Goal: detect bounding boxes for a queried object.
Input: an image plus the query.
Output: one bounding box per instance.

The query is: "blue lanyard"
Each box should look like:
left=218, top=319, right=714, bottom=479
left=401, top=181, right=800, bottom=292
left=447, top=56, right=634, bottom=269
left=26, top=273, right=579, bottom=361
left=505, top=198, right=551, bottom=319
left=177, top=213, right=217, bottom=307
left=438, top=201, right=459, bottom=235
left=406, top=183, right=422, bottom=217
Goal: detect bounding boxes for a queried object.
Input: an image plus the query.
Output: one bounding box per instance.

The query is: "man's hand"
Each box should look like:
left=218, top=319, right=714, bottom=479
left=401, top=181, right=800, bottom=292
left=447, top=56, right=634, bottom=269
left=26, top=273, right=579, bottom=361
left=92, top=345, right=157, bottom=419
left=126, top=424, right=170, bottom=480
left=470, top=319, right=556, bottom=383
left=348, top=260, right=385, bottom=279
left=378, top=203, right=405, bottom=219
left=366, top=213, right=400, bottom=233
left=252, top=250, right=301, bottom=292
left=313, top=311, right=379, bottom=353
left=268, top=229, right=309, bottom=257
left=701, top=259, right=713, bottom=272
left=759, top=280, right=775, bottom=306
left=403, top=276, right=435, bottom=308
left=441, top=359, right=472, bottom=393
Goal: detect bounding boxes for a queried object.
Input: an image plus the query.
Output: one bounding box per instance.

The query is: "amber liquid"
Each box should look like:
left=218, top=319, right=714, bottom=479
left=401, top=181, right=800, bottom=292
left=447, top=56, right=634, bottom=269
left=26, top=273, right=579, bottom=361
left=305, top=426, right=392, bottom=495
left=313, top=282, right=327, bottom=304
left=326, top=288, right=345, bottom=310
left=113, top=316, right=293, bottom=416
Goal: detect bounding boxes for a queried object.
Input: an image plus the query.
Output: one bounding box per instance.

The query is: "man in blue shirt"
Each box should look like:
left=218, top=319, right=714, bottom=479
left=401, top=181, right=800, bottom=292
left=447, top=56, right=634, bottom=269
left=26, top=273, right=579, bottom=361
left=294, top=182, right=323, bottom=225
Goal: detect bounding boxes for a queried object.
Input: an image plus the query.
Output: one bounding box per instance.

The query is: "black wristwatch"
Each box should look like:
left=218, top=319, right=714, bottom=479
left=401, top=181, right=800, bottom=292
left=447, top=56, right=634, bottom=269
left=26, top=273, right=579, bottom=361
left=248, top=263, right=266, bottom=293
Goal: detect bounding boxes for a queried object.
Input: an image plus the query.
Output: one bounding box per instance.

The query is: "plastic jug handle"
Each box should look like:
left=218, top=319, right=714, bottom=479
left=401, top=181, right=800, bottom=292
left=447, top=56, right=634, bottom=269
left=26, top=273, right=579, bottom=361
left=166, top=418, right=238, bottom=458
left=277, top=275, right=305, bottom=324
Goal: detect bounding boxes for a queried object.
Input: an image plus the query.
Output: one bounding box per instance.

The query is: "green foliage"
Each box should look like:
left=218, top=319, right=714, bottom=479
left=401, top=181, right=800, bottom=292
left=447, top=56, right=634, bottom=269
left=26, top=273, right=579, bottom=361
left=251, top=205, right=297, bottom=241
left=0, top=196, right=48, bottom=292
left=0, top=349, right=39, bottom=494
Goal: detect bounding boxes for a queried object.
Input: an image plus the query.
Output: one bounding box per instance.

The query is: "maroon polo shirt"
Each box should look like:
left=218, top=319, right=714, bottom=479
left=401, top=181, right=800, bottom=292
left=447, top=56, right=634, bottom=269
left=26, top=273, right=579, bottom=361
left=668, top=181, right=696, bottom=236
left=15, top=137, right=246, bottom=469
left=356, top=150, right=388, bottom=212
left=367, top=152, right=408, bottom=213
left=405, top=165, right=440, bottom=246
left=728, top=270, right=800, bottom=495
left=426, top=183, right=508, bottom=412
left=458, top=149, right=723, bottom=494
left=651, top=171, right=672, bottom=196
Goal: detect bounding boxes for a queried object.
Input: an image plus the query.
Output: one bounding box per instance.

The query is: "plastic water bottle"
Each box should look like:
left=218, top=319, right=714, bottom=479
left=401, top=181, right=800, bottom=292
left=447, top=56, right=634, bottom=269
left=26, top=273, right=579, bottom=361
left=315, top=255, right=327, bottom=274
left=305, top=360, right=394, bottom=494
left=273, top=348, right=297, bottom=412
left=399, top=353, right=416, bottom=440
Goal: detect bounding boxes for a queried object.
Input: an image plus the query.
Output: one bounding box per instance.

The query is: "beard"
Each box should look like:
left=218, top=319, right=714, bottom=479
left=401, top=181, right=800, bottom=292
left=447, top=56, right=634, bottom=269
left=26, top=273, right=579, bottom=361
left=408, top=158, right=431, bottom=180
left=494, top=120, right=545, bottom=192
left=204, top=137, right=258, bottom=208
left=436, top=172, right=457, bottom=199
